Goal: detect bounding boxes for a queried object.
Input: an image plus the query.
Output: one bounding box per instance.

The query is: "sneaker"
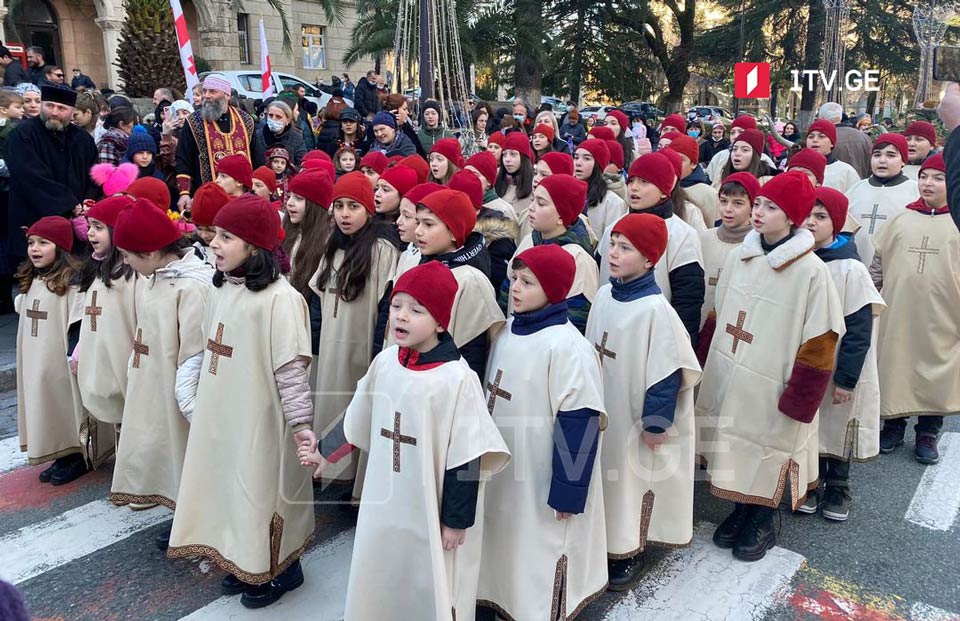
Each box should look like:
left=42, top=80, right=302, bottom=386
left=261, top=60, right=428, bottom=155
left=879, top=426, right=905, bottom=453
left=796, top=489, right=820, bottom=515
left=915, top=433, right=941, bottom=465
left=821, top=487, right=850, bottom=521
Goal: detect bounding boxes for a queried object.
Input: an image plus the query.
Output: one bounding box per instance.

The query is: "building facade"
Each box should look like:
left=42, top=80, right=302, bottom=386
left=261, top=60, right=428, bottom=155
left=1, top=0, right=367, bottom=92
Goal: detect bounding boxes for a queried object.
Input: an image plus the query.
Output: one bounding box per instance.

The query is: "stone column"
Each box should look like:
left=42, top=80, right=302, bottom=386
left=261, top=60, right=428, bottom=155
left=95, top=18, right=124, bottom=91
left=0, top=7, right=8, bottom=44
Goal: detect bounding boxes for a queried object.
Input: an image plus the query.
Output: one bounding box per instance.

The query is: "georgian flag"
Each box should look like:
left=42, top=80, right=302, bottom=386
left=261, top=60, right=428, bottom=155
left=169, top=0, right=199, bottom=90
left=260, top=18, right=274, bottom=97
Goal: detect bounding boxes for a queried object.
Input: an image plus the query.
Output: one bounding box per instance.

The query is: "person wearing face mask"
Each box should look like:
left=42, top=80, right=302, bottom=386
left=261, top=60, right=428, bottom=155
left=686, top=120, right=703, bottom=143
left=252, top=100, right=307, bottom=168
left=700, top=122, right=731, bottom=165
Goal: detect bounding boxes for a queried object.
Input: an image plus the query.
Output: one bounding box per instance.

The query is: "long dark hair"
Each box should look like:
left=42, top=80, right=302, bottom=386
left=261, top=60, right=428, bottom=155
left=79, top=228, right=135, bottom=292
left=721, top=148, right=765, bottom=182
left=617, top=132, right=635, bottom=171
left=495, top=153, right=534, bottom=200
left=584, top=163, right=608, bottom=208
left=16, top=247, right=81, bottom=296
left=103, top=106, right=138, bottom=130
left=212, top=247, right=281, bottom=291
left=287, top=198, right=334, bottom=299
left=314, top=215, right=382, bottom=303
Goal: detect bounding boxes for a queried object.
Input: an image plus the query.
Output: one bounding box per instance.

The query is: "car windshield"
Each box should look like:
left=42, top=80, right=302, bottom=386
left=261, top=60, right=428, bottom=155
left=582, top=107, right=600, bottom=112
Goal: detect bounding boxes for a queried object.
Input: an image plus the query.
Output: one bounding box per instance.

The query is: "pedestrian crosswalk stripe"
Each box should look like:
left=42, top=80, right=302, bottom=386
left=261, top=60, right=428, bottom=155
left=905, top=432, right=960, bottom=531
left=0, top=435, right=27, bottom=474
left=0, top=498, right=170, bottom=584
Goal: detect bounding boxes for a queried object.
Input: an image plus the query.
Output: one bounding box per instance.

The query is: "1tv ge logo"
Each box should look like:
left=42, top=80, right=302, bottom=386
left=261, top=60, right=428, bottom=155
left=734, top=63, right=771, bottom=98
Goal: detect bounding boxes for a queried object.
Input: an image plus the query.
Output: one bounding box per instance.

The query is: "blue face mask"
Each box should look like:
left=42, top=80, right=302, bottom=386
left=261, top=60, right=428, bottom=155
left=687, top=129, right=701, bottom=138
left=267, top=118, right=285, bottom=133
left=513, top=113, right=525, bottom=122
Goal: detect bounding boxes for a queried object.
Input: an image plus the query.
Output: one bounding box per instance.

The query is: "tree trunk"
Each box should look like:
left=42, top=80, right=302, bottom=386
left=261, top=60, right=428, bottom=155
left=798, top=0, right=824, bottom=130
left=661, top=64, right=689, bottom=113
left=513, top=0, right=543, bottom=105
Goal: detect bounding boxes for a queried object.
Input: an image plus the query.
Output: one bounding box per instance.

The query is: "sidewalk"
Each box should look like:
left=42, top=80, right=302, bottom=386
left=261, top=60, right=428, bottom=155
left=0, top=313, right=17, bottom=392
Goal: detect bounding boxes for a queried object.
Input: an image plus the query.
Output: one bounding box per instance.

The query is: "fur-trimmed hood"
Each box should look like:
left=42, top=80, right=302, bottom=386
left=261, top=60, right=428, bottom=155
left=475, top=210, right=520, bottom=246
left=740, top=228, right=815, bottom=271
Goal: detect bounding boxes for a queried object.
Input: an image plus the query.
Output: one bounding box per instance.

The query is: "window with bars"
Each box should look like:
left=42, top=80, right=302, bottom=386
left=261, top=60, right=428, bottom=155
left=301, top=24, right=326, bottom=70
left=238, top=13, right=251, bottom=64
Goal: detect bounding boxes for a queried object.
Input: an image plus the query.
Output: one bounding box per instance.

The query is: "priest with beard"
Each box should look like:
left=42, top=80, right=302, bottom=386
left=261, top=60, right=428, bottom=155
left=175, top=74, right=255, bottom=212
left=6, top=85, right=97, bottom=263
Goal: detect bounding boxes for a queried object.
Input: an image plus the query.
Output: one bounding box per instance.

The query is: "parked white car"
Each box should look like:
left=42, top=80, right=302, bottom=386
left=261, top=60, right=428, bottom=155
left=200, top=70, right=352, bottom=110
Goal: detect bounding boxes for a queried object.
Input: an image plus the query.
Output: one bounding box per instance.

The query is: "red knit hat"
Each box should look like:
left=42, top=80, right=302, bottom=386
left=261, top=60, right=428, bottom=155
left=503, top=131, right=533, bottom=159
left=126, top=177, right=169, bottom=212
left=659, top=147, right=684, bottom=180
left=539, top=151, right=574, bottom=176
left=487, top=132, right=506, bottom=148
left=465, top=151, right=498, bottom=186
left=611, top=213, right=669, bottom=266
left=731, top=116, right=758, bottom=131
left=287, top=169, right=334, bottom=207
left=605, top=109, right=629, bottom=133
left=87, top=195, right=134, bottom=227
left=661, top=113, right=687, bottom=133
left=266, top=146, right=291, bottom=163
left=253, top=166, right=278, bottom=194
left=539, top=174, right=587, bottom=228
left=379, top=165, right=419, bottom=198
left=532, top=124, right=555, bottom=143
left=404, top=182, right=444, bottom=205
left=734, top=128, right=765, bottom=155
left=216, top=154, right=254, bottom=189
left=359, top=151, right=390, bottom=174
left=332, top=171, right=376, bottom=214
left=212, top=194, right=281, bottom=250
left=429, top=137, right=465, bottom=169
left=720, top=172, right=762, bottom=205
left=303, top=149, right=332, bottom=163
left=872, top=134, right=908, bottom=163
left=448, top=170, right=484, bottom=210
left=903, top=121, right=937, bottom=146
left=787, top=149, right=827, bottom=185
left=920, top=152, right=946, bottom=174
left=627, top=153, right=677, bottom=196
left=416, top=189, right=477, bottom=246
left=576, top=139, right=610, bottom=174
left=514, top=244, right=576, bottom=304
left=660, top=131, right=682, bottom=143
left=399, top=155, right=430, bottom=183
left=667, top=134, right=699, bottom=167
left=301, top=158, right=336, bottom=182
left=814, top=187, right=848, bottom=234
left=191, top=182, right=232, bottom=226
left=604, top=140, right=624, bottom=171
left=807, top=119, right=837, bottom=146
left=27, top=216, right=74, bottom=252
left=588, top=126, right=616, bottom=141
left=113, top=198, right=181, bottom=253
left=757, top=170, right=816, bottom=226
left=391, top=260, right=458, bottom=329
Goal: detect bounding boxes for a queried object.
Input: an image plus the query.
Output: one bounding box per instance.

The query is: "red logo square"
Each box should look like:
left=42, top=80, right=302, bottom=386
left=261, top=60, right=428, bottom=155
left=734, top=63, right=771, bottom=98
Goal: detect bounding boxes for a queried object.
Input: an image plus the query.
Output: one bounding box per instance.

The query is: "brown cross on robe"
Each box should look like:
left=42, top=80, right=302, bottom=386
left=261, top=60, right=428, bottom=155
left=132, top=328, right=150, bottom=368
left=26, top=299, right=48, bottom=337
left=595, top=332, right=617, bottom=366
left=908, top=236, right=940, bottom=274
left=322, top=286, right=341, bottom=318
left=206, top=322, right=234, bottom=375
left=85, top=291, right=103, bottom=332
left=726, top=310, right=754, bottom=353
left=708, top=268, right=723, bottom=287
left=380, top=411, right=417, bottom=472
left=485, top=369, right=512, bottom=415
left=859, top=203, right=887, bottom=235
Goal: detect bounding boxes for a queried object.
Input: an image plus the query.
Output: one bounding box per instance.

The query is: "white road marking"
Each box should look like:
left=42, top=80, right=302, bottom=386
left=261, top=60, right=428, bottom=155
left=911, top=601, right=960, bottom=621
left=604, top=523, right=804, bottom=620
left=905, top=432, right=960, bottom=531
left=0, top=435, right=27, bottom=473
left=179, top=528, right=354, bottom=621
left=0, top=499, right=170, bottom=584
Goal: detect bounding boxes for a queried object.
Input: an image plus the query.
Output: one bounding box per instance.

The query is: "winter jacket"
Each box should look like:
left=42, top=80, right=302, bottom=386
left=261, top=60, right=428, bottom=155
left=252, top=122, right=308, bottom=168
left=699, top=137, right=730, bottom=164
left=370, top=129, right=418, bottom=157
left=353, top=77, right=381, bottom=119
left=417, top=125, right=454, bottom=153
left=559, top=120, right=587, bottom=146
left=475, top=209, right=519, bottom=294
left=316, top=119, right=341, bottom=157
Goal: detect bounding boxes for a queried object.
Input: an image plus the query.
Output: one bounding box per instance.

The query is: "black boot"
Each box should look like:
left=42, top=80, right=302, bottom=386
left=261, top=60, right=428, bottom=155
left=240, top=559, right=305, bottom=609
left=155, top=524, right=172, bottom=552
left=607, top=554, right=645, bottom=591
left=49, top=453, right=90, bottom=486
left=221, top=573, right=250, bottom=596
left=732, top=505, right=777, bottom=562
left=38, top=457, right=66, bottom=483
left=713, top=503, right=751, bottom=549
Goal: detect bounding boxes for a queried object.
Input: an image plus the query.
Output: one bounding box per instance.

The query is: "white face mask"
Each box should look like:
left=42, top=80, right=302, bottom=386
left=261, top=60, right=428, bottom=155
left=267, top=118, right=284, bottom=133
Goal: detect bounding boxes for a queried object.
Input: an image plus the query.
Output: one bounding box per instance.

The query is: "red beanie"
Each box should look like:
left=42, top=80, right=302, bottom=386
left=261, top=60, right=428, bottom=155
left=399, top=155, right=430, bottom=183
left=920, top=152, right=946, bottom=174
left=429, top=137, right=465, bottom=169
left=611, top=213, right=669, bottom=266
left=872, top=134, right=908, bottom=163
left=332, top=171, right=376, bottom=214
left=576, top=139, right=610, bottom=174
left=539, top=174, right=587, bottom=228
left=87, top=195, right=134, bottom=228
left=126, top=177, right=170, bottom=212
left=379, top=165, right=419, bottom=198
left=605, top=109, right=629, bottom=133
left=216, top=154, right=254, bottom=189
left=301, top=158, right=336, bottom=182
left=731, top=115, right=758, bottom=131
left=734, top=128, right=765, bottom=155
left=720, top=172, right=762, bottom=205
left=757, top=170, right=815, bottom=226
left=659, top=147, right=684, bottom=180
left=465, top=151, right=498, bottom=186
left=660, top=131, right=682, bottom=143
left=539, top=152, right=574, bottom=176
left=448, top=170, right=484, bottom=210
left=213, top=194, right=281, bottom=250
left=662, top=113, right=687, bottom=133
left=533, top=124, right=555, bottom=143
left=514, top=244, right=576, bottom=304
left=287, top=169, right=334, bottom=207
left=113, top=198, right=181, bottom=253
left=487, top=132, right=506, bottom=148
left=416, top=189, right=477, bottom=247
left=807, top=119, right=837, bottom=146
left=404, top=182, right=444, bottom=205
left=253, top=166, right=278, bottom=194
left=359, top=151, right=390, bottom=174
left=666, top=134, right=699, bottom=167
left=588, top=126, right=616, bottom=141
left=903, top=121, right=937, bottom=146
left=27, top=216, right=73, bottom=252
left=303, top=149, right=332, bottom=163
left=627, top=153, right=678, bottom=196
left=391, top=260, right=458, bottom=329
left=191, top=182, right=232, bottom=226
left=787, top=149, right=827, bottom=185
left=503, top=131, right=533, bottom=159
left=814, top=187, right=848, bottom=235
left=604, top=140, right=624, bottom=171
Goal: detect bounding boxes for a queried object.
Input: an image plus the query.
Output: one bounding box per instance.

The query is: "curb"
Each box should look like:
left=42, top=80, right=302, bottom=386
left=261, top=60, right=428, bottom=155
left=0, top=362, right=15, bottom=392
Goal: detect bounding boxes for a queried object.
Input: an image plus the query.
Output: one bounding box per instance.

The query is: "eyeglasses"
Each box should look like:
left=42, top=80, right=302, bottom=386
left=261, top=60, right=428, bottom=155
left=53, top=73, right=64, bottom=78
